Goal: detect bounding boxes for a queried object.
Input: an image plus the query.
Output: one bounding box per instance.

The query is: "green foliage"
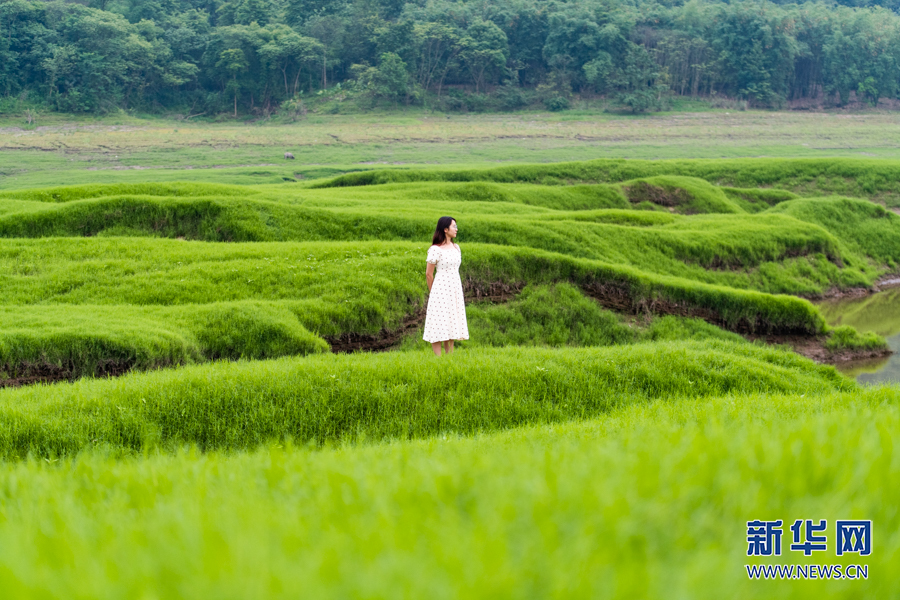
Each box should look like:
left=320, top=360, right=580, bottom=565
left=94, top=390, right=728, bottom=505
left=5, top=0, right=900, bottom=114
left=640, top=315, right=748, bottom=344
left=0, top=166, right=897, bottom=378
left=0, top=302, right=328, bottom=380
left=610, top=43, right=668, bottom=113
left=351, top=52, right=415, bottom=105
left=317, top=157, right=900, bottom=208
left=826, top=324, right=888, bottom=352
left=0, top=341, right=851, bottom=458
left=0, top=388, right=897, bottom=596
left=464, top=284, right=636, bottom=347
left=543, top=96, right=570, bottom=112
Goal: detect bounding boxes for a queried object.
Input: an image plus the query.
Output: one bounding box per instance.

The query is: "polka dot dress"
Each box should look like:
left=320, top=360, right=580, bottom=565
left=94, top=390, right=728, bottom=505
left=423, top=244, right=469, bottom=343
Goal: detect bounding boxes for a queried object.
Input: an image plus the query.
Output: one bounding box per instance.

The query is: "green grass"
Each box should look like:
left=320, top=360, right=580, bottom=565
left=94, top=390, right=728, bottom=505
left=0, top=238, right=831, bottom=331
left=0, top=171, right=897, bottom=377
left=0, top=386, right=896, bottom=598
left=0, top=341, right=851, bottom=459
left=824, top=325, right=887, bottom=352
left=0, top=302, right=328, bottom=380
left=317, top=157, right=900, bottom=208
left=408, top=284, right=746, bottom=351
left=0, top=180, right=890, bottom=292
left=769, top=196, right=900, bottom=270
left=8, top=111, right=900, bottom=190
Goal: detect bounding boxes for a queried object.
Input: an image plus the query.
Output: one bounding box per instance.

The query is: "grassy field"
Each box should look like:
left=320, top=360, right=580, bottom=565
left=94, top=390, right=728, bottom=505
left=0, top=110, right=898, bottom=597
left=1, top=386, right=896, bottom=598
left=1, top=171, right=899, bottom=378
left=0, top=340, right=849, bottom=458
left=4, top=110, right=900, bottom=189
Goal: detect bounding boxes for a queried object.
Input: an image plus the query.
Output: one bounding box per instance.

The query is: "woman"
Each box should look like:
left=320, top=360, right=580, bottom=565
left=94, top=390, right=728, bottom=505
left=423, top=216, right=469, bottom=356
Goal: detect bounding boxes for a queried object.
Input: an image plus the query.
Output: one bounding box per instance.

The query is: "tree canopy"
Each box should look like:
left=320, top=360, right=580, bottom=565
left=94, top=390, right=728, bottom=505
left=3, top=0, right=900, bottom=114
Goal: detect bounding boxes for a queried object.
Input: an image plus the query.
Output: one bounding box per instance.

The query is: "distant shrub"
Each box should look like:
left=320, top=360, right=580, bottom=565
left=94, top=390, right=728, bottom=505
left=544, top=96, right=570, bottom=112
left=496, top=85, right=531, bottom=110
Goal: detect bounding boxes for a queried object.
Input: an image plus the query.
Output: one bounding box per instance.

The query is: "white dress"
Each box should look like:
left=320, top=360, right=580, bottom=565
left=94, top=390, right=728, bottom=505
left=423, top=244, right=469, bottom=343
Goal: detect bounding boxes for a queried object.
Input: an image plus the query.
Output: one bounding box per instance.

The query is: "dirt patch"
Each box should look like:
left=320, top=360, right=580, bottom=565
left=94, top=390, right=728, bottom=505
left=623, top=182, right=692, bottom=207
left=326, top=307, right=427, bottom=353
left=0, top=360, right=135, bottom=388
left=810, top=273, right=900, bottom=299
left=743, top=334, right=892, bottom=364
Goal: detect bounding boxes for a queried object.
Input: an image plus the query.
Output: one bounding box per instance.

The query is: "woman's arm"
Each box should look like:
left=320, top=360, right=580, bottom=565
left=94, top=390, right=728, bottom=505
left=426, top=262, right=436, bottom=292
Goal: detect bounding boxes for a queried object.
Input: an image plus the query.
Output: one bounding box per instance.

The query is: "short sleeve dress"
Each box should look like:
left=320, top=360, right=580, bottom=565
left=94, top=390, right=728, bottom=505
left=423, top=244, right=469, bottom=343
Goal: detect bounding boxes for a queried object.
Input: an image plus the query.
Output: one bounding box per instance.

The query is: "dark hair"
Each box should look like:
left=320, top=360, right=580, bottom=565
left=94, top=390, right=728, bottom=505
left=431, top=216, right=456, bottom=246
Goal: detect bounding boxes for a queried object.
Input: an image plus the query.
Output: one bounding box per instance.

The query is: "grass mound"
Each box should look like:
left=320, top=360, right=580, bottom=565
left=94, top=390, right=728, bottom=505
left=0, top=239, right=829, bottom=333
left=0, top=190, right=881, bottom=293
left=0, top=170, right=895, bottom=379
left=0, top=341, right=850, bottom=459
left=461, top=283, right=637, bottom=348
left=0, top=303, right=328, bottom=383
left=620, top=176, right=744, bottom=214
left=4, top=182, right=255, bottom=203
left=314, top=157, right=900, bottom=206
left=769, top=196, right=900, bottom=269
left=825, top=325, right=888, bottom=352
left=0, top=388, right=896, bottom=597
left=406, top=284, right=746, bottom=350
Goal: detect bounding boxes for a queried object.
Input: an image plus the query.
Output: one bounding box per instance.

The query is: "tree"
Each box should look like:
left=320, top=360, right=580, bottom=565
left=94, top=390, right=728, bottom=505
left=259, top=26, right=322, bottom=96
left=458, top=18, right=508, bottom=93
left=352, top=51, right=411, bottom=105
left=411, top=22, right=460, bottom=99
left=711, top=4, right=798, bottom=106
left=217, top=47, right=248, bottom=115
left=305, top=14, right=345, bottom=90
left=610, top=43, right=666, bottom=113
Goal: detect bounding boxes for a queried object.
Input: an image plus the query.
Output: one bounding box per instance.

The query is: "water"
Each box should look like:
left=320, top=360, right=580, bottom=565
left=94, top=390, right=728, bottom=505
left=818, top=286, right=900, bottom=385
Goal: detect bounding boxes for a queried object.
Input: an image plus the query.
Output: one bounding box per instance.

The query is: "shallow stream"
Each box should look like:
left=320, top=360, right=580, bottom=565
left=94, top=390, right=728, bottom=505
left=818, top=286, right=900, bottom=385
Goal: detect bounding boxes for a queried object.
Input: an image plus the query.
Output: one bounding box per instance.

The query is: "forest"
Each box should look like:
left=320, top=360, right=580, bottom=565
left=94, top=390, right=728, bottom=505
left=3, top=0, right=900, bottom=114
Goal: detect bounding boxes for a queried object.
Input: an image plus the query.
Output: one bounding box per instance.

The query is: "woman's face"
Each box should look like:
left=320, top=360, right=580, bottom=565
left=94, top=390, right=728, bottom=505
left=445, top=220, right=458, bottom=240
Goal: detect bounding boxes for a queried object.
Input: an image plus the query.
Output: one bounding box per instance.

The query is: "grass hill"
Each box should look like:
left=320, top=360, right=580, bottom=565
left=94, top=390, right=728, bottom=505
left=0, top=159, right=896, bottom=380
left=0, top=157, right=897, bottom=597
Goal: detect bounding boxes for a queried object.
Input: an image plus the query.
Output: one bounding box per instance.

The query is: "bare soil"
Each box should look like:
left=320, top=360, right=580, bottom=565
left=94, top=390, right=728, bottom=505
left=0, top=360, right=134, bottom=388
left=623, top=182, right=692, bottom=208
left=743, top=334, right=892, bottom=363
left=811, top=273, right=900, bottom=299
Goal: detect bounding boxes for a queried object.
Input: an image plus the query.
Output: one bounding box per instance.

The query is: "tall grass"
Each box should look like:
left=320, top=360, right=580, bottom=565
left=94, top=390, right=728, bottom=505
left=0, top=181, right=890, bottom=294
left=0, top=341, right=851, bottom=458
left=315, top=157, right=900, bottom=206
left=0, top=388, right=896, bottom=598
left=0, top=302, right=328, bottom=380
left=445, top=284, right=745, bottom=349
left=0, top=239, right=830, bottom=333
left=0, top=175, right=895, bottom=377
left=769, top=196, right=900, bottom=269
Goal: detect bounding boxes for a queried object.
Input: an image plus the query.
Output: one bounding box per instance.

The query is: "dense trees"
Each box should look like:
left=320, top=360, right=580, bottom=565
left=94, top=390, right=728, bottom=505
left=3, top=0, right=900, bottom=114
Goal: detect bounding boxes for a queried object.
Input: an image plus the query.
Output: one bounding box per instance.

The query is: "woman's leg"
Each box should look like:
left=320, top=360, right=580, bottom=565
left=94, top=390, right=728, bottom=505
left=431, top=342, right=443, bottom=356
left=443, top=340, right=454, bottom=354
